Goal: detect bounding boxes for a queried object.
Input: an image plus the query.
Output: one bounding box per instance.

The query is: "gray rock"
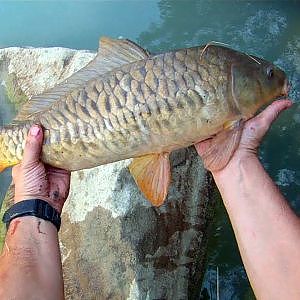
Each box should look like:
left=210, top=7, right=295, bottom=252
left=0, top=47, right=215, bottom=299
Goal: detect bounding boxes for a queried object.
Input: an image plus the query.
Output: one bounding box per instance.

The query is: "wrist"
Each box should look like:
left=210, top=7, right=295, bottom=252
left=211, top=151, right=262, bottom=210
left=3, top=199, right=61, bottom=232
left=212, top=151, right=259, bottom=181
left=14, top=196, right=64, bottom=214
left=8, top=216, right=57, bottom=236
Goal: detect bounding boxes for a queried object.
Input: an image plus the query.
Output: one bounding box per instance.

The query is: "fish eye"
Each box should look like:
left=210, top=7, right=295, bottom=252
left=267, top=67, right=274, bottom=79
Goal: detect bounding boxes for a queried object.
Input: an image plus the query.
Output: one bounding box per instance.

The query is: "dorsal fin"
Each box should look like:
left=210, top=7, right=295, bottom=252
left=14, top=37, right=150, bottom=121
left=97, top=37, right=150, bottom=65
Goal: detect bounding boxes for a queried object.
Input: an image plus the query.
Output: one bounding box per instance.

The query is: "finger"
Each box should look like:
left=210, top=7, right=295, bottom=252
left=45, top=164, right=71, bottom=176
left=255, top=99, right=292, bottom=129
left=22, top=125, right=44, bottom=166
left=12, top=164, right=20, bottom=180
left=49, top=176, right=71, bottom=201
left=46, top=166, right=71, bottom=202
left=194, top=138, right=213, bottom=157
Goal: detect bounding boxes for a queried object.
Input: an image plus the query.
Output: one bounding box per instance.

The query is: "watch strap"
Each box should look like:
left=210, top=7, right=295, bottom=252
left=2, top=199, right=61, bottom=231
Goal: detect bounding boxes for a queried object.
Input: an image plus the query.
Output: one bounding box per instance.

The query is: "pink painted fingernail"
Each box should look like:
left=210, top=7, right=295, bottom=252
left=30, top=125, right=40, bottom=137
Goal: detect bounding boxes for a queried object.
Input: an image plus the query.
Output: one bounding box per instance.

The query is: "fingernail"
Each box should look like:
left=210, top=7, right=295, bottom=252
left=30, top=125, right=40, bottom=137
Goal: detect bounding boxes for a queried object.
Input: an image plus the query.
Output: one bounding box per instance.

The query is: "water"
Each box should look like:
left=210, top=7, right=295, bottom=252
left=0, top=1, right=299, bottom=298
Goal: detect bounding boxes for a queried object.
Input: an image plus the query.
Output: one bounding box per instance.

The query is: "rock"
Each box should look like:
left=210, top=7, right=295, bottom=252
left=0, top=47, right=216, bottom=299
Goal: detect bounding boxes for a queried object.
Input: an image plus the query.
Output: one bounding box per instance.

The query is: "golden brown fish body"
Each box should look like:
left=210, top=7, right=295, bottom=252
left=0, top=38, right=288, bottom=205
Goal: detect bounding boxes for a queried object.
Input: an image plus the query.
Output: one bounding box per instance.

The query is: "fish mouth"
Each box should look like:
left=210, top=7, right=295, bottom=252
left=275, top=79, right=291, bottom=100
left=283, top=78, right=291, bottom=96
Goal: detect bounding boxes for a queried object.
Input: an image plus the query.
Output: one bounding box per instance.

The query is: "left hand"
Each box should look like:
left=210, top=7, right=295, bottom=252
left=12, top=125, right=71, bottom=213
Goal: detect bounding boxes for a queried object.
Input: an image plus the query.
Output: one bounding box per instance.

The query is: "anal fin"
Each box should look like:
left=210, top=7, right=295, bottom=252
left=129, top=153, right=171, bottom=207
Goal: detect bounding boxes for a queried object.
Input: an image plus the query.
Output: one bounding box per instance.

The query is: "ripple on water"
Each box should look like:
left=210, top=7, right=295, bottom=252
left=276, top=168, right=300, bottom=187
left=233, top=9, right=287, bottom=55
left=275, top=38, right=300, bottom=102
left=201, top=265, right=251, bottom=299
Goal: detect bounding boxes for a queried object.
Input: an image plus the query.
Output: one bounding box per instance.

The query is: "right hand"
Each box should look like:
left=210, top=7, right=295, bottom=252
left=195, top=99, right=293, bottom=174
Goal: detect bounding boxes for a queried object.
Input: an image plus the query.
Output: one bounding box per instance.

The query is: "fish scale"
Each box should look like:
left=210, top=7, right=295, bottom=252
left=0, top=123, right=32, bottom=165
left=1, top=48, right=226, bottom=170
left=0, top=37, right=287, bottom=194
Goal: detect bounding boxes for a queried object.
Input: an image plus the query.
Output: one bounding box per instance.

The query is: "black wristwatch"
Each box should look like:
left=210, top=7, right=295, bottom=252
left=2, top=199, right=61, bottom=231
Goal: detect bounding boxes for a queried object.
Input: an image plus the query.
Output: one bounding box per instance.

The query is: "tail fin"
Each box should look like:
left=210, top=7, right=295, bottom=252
left=0, top=165, right=7, bottom=173
left=0, top=124, right=25, bottom=173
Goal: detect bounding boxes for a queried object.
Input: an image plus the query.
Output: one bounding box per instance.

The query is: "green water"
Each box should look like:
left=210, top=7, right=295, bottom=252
left=0, top=1, right=299, bottom=299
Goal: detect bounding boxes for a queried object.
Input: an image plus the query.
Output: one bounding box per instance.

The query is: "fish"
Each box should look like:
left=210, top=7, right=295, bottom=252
left=0, top=37, right=289, bottom=206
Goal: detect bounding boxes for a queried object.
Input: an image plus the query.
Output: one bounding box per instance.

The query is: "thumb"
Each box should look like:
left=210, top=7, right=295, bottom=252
left=22, top=125, right=44, bottom=166
left=255, top=99, right=292, bottom=132
left=241, top=99, right=292, bottom=149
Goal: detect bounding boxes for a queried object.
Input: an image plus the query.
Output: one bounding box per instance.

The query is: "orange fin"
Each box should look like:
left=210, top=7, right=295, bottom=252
left=129, top=153, right=171, bottom=206
left=0, top=164, right=8, bottom=173
left=196, top=120, right=244, bottom=171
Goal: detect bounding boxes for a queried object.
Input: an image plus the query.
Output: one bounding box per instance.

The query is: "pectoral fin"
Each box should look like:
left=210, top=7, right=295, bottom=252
left=196, top=120, right=244, bottom=171
left=129, top=153, right=171, bottom=206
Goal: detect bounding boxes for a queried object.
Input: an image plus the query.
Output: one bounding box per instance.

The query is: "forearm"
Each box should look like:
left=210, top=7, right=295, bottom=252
left=213, top=154, right=300, bottom=300
left=0, top=217, right=64, bottom=300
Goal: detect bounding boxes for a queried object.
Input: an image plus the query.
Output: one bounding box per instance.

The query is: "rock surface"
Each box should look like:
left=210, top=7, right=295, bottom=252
left=0, top=47, right=215, bottom=299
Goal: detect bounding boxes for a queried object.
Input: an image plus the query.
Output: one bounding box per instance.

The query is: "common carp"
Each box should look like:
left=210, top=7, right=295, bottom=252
left=0, top=37, right=288, bottom=206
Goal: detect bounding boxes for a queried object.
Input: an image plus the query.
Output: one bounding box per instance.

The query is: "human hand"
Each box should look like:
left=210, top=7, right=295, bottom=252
left=12, top=125, right=71, bottom=213
left=195, top=99, right=293, bottom=174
